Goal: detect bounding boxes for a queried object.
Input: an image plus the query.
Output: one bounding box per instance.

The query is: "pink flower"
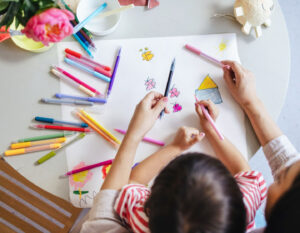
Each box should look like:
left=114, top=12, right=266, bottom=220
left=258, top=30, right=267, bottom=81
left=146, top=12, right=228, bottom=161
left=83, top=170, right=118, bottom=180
left=22, top=8, right=74, bottom=46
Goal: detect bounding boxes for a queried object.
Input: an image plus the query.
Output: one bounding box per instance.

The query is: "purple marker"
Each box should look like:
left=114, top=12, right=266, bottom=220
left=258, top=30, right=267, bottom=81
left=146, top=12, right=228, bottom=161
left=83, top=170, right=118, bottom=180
left=107, top=48, right=122, bottom=97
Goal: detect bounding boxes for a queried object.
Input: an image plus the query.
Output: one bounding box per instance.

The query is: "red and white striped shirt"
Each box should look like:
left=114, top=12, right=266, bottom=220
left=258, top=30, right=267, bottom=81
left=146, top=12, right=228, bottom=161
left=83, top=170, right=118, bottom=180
left=114, top=171, right=267, bottom=233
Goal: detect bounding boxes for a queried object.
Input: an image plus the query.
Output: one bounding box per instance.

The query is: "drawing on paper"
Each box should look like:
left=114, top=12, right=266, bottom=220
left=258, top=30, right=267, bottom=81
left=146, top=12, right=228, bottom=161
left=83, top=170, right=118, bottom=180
left=102, top=164, right=112, bottom=179
left=79, top=191, right=97, bottom=208
left=219, top=41, right=227, bottom=52
left=145, top=77, right=156, bottom=91
left=169, top=85, right=180, bottom=98
left=69, top=162, right=93, bottom=200
left=195, top=74, right=223, bottom=104
left=139, top=47, right=154, bottom=61
left=172, top=103, right=182, bottom=113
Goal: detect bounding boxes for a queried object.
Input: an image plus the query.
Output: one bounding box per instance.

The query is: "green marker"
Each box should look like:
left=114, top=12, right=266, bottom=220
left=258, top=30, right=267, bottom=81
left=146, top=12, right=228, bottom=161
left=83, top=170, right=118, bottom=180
left=35, top=133, right=86, bottom=165
left=18, top=132, right=75, bottom=142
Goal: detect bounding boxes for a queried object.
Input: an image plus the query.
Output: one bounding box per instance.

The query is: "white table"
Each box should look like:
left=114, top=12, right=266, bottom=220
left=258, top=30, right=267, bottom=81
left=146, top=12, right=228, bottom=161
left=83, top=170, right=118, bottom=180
left=0, top=0, right=290, bottom=200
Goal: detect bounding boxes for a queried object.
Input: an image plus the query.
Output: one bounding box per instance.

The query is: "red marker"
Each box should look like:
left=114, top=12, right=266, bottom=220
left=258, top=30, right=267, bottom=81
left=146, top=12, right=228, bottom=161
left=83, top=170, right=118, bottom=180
left=32, top=124, right=92, bottom=132
left=65, top=48, right=111, bottom=71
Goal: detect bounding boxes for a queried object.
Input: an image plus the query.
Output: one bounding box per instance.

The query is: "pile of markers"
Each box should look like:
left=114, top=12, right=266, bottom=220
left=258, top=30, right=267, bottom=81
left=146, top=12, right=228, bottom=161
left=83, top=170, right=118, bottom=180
left=43, top=48, right=119, bottom=106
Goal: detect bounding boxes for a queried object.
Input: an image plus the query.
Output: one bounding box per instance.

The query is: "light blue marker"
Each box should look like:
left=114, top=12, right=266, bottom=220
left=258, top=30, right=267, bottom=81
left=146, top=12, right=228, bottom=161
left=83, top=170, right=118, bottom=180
left=73, top=3, right=107, bottom=34
left=64, top=58, right=110, bottom=83
left=41, top=98, right=93, bottom=106
left=72, top=34, right=93, bottom=58
left=55, top=93, right=107, bottom=104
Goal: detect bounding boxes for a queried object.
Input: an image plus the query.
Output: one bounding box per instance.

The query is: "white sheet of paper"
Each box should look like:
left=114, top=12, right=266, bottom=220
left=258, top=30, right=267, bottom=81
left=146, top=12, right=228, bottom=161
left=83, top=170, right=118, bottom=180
left=57, top=33, right=247, bottom=208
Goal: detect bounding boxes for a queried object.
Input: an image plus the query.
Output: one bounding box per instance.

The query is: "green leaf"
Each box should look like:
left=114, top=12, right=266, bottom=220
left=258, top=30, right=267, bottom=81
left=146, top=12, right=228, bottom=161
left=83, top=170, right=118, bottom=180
left=0, top=2, right=9, bottom=13
left=0, top=2, right=20, bottom=28
left=0, top=0, right=19, bottom=3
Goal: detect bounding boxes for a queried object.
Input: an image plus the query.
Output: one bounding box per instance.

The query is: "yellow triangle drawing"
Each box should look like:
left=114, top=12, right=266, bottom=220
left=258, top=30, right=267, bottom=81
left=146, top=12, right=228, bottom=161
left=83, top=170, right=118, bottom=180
left=198, top=75, right=217, bottom=90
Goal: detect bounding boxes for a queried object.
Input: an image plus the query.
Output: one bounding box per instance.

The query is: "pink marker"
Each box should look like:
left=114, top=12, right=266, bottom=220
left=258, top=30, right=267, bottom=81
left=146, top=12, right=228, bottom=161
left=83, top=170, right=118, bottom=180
left=54, top=66, right=102, bottom=96
left=195, top=96, right=224, bottom=140
left=65, top=54, right=112, bottom=77
left=64, top=159, right=113, bottom=176
left=114, top=129, right=165, bottom=146
left=185, top=44, right=230, bottom=69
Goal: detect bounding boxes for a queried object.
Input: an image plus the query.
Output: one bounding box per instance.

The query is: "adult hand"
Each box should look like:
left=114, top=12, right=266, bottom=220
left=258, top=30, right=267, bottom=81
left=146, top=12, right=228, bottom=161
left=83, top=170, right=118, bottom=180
left=127, top=91, right=169, bottom=140
left=170, top=126, right=205, bottom=152
left=222, top=60, right=258, bottom=108
left=195, top=100, right=219, bottom=132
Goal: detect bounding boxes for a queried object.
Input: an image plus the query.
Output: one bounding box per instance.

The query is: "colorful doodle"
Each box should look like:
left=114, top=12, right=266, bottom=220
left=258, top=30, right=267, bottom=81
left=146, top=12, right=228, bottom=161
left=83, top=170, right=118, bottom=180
left=219, top=41, right=227, bottom=52
left=145, top=77, right=156, bottom=91
left=172, top=103, right=182, bottom=113
left=102, top=164, right=112, bottom=179
left=169, top=85, right=180, bottom=98
left=195, top=74, right=223, bottom=104
left=139, top=47, right=154, bottom=61
left=69, top=162, right=93, bottom=200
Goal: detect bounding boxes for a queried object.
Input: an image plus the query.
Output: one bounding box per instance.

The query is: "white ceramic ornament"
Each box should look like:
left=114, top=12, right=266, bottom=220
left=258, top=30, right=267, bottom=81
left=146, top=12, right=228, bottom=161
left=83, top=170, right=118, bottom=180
left=234, top=0, right=274, bottom=38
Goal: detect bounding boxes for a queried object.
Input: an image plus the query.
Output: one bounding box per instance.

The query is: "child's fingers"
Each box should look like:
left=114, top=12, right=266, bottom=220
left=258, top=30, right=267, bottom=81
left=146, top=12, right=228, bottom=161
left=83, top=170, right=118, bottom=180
left=223, top=66, right=236, bottom=87
left=195, top=102, right=204, bottom=118
left=199, top=100, right=219, bottom=120
left=153, top=97, right=168, bottom=115
left=190, top=132, right=205, bottom=145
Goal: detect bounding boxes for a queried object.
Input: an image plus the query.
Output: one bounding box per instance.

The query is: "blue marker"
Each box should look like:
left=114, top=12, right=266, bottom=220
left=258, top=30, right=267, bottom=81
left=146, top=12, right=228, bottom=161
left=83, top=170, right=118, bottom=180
left=72, top=34, right=93, bottom=58
left=55, top=93, right=107, bottom=104
left=160, top=58, right=176, bottom=119
left=35, top=117, right=88, bottom=128
left=64, top=58, right=110, bottom=83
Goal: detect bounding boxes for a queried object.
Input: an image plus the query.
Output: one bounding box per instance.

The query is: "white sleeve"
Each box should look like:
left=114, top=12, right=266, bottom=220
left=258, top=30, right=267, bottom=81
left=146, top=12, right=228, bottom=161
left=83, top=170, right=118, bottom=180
left=263, top=135, right=300, bottom=180
left=80, top=190, right=129, bottom=233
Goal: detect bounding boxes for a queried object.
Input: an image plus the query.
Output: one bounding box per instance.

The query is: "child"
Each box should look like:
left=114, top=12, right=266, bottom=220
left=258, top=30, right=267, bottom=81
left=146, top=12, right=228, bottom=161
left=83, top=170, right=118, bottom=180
left=80, top=91, right=266, bottom=233
left=221, top=60, right=300, bottom=233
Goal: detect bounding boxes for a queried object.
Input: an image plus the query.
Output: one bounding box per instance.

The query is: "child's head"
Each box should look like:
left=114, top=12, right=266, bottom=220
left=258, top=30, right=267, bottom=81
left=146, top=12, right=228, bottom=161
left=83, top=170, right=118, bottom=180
left=265, top=160, right=300, bottom=233
left=145, top=153, right=246, bottom=233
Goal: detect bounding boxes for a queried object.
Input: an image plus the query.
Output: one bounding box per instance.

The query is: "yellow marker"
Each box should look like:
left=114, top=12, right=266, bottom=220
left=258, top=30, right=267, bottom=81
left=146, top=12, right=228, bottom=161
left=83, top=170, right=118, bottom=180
left=79, top=109, right=121, bottom=144
left=4, top=143, right=61, bottom=156
left=11, top=137, right=66, bottom=149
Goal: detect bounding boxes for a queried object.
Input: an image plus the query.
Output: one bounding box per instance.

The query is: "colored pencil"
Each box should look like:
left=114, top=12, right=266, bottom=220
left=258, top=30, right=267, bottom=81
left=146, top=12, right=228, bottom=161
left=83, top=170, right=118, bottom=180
left=17, top=132, right=75, bottom=142
left=65, top=48, right=111, bottom=71
left=54, top=66, right=102, bottom=96
left=55, top=93, right=107, bottom=104
left=64, top=159, right=113, bottom=176
left=160, top=58, right=176, bottom=118
left=64, top=58, right=110, bottom=83
left=50, top=68, right=96, bottom=97
left=35, top=116, right=88, bottom=128
left=185, top=44, right=230, bottom=69
left=41, top=98, right=93, bottom=106
left=76, top=112, right=118, bottom=147
left=73, top=2, right=107, bottom=34
left=65, top=53, right=112, bottom=77
left=11, top=137, right=66, bottom=149
left=4, top=143, right=61, bottom=156
left=72, top=33, right=93, bottom=58
left=79, top=109, right=121, bottom=144
left=114, top=129, right=165, bottom=146
left=107, top=48, right=121, bottom=97
left=36, top=133, right=85, bottom=165
left=31, top=124, right=92, bottom=132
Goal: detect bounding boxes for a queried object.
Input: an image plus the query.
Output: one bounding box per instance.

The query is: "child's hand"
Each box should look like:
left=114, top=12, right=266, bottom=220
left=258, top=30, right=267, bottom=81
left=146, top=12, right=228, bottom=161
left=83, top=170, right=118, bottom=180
left=222, top=60, right=258, bottom=108
left=195, top=100, right=219, bottom=133
left=170, top=126, right=205, bottom=152
left=127, top=91, right=169, bottom=140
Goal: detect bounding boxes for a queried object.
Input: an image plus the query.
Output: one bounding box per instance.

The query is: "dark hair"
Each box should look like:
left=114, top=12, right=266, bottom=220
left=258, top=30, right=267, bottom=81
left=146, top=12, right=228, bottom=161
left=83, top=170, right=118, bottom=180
left=265, top=172, right=300, bottom=233
left=145, top=153, right=246, bottom=233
